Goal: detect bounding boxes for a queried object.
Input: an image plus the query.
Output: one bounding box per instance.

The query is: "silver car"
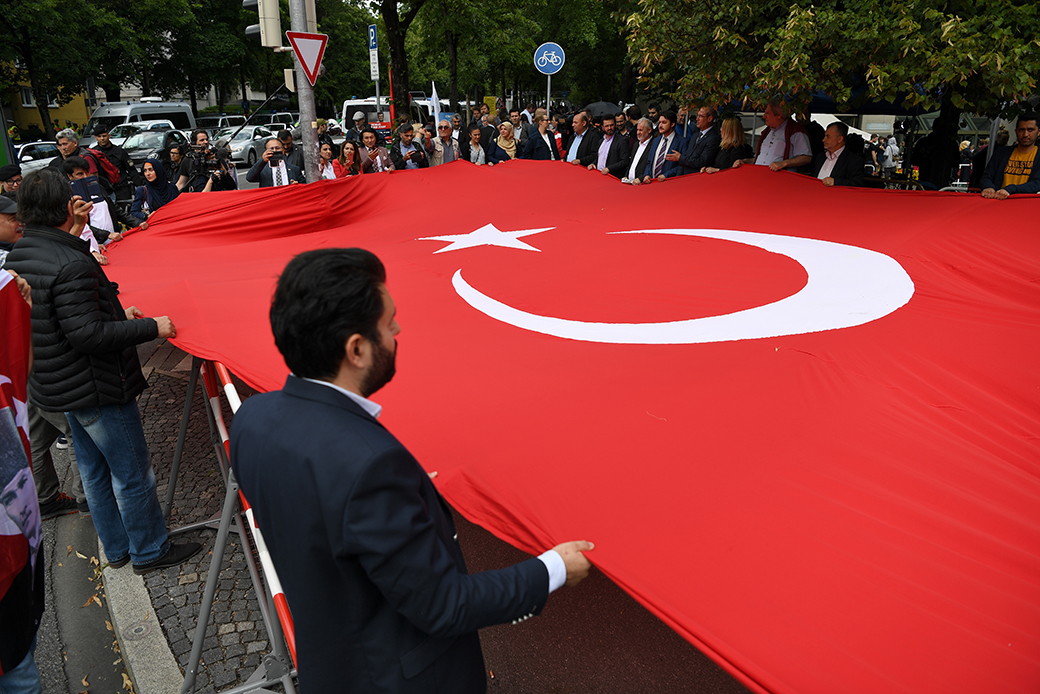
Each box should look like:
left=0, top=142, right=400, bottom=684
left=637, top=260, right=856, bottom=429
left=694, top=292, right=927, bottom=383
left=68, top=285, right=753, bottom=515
left=14, top=141, right=61, bottom=174
left=216, top=126, right=275, bottom=166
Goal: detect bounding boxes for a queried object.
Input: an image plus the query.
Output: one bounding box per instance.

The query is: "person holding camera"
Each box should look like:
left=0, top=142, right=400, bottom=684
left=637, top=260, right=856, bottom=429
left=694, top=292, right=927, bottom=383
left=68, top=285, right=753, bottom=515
left=246, top=138, right=306, bottom=188
left=174, top=130, right=237, bottom=193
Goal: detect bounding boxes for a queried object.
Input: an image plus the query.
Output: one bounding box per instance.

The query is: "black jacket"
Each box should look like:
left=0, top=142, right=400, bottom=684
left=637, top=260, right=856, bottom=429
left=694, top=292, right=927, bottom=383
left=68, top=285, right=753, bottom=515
left=563, top=129, right=603, bottom=167
left=388, top=138, right=430, bottom=170
left=811, top=148, right=866, bottom=187
left=980, top=145, right=1040, bottom=195
left=675, top=127, right=722, bottom=174
left=4, top=225, right=157, bottom=411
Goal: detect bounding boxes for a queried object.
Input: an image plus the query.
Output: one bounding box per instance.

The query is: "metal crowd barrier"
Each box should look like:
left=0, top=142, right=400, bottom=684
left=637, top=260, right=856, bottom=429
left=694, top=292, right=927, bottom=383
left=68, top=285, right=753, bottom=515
left=166, top=355, right=297, bottom=694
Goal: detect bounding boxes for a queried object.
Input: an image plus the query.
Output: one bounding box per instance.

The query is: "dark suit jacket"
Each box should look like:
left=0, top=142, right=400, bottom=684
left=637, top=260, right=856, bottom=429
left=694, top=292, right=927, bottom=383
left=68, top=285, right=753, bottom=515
left=811, top=148, right=866, bottom=187
left=245, top=159, right=305, bottom=187
left=388, top=139, right=430, bottom=170
left=980, top=145, right=1040, bottom=194
left=598, top=134, right=632, bottom=178
left=643, top=132, right=688, bottom=179
left=625, top=139, right=654, bottom=181
left=230, top=376, right=550, bottom=693
left=675, top=127, right=722, bottom=174
left=520, top=131, right=560, bottom=160
left=563, top=129, right=603, bottom=167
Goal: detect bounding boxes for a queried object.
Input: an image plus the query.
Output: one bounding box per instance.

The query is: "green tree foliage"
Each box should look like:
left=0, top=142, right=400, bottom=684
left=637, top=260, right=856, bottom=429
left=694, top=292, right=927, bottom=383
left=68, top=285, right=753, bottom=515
left=313, top=0, right=375, bottom=114
left=0, top=0, right=119, bottom=137
left=626, top=0, right=1040, bottom=117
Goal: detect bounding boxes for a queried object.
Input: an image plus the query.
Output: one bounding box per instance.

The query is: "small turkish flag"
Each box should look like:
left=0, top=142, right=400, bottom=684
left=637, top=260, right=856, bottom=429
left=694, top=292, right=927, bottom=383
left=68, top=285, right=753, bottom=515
left=107, top=163, right=1040, bottom=694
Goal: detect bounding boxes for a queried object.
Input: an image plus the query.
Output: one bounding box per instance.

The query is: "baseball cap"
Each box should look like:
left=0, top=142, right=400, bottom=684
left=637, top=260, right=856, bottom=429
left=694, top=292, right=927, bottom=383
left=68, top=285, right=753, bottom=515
left=0, top=197, right=17, bottom=215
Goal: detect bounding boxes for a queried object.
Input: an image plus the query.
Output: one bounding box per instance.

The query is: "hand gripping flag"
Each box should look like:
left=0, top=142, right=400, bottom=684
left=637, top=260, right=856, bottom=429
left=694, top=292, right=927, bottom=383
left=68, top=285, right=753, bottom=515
left=106, top=163, right=1040, bottom=694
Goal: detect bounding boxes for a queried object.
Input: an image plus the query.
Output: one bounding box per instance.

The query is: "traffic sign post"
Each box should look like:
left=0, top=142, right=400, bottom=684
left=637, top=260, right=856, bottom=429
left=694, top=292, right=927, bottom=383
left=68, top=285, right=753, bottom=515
left=369, top=25, right=382, bottom=123
left=288, top=0, right=320, bottom=183
left=534, top=42, right=565, bottom=114
left=286, top=32, right=328, bottom=86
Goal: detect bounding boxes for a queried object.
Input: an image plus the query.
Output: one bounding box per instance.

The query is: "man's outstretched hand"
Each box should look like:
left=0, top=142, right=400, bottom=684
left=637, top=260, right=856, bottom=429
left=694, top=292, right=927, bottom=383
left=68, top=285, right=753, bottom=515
left=552, top=541, right=595, bottom=587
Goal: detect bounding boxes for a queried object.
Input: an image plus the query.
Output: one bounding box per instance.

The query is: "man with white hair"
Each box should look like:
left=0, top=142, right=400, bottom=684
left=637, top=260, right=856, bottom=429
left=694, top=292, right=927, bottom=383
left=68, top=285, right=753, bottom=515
left=47, top=128, right=99, bottom=178
left=734, top=99, right=812, bottom=172
left=428, top=120, right=461, bottom=166
left=344, top=111, right=368, bottom=143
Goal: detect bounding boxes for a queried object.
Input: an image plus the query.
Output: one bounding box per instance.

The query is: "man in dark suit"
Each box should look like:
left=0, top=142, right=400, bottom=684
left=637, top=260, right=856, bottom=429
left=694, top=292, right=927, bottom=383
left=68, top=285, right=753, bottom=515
left=563, top=112, right=602, bottom=167
left=641, top=110, right=687, bottom=183
left=668, top=107, right=722, bottom=175
left=588, top=115, right=633, bottom=178
left=245, top=138, right=305, bottom=188
left=811, top=122, right=865, bottom=187
left=230, top=249, right=594, bottom=693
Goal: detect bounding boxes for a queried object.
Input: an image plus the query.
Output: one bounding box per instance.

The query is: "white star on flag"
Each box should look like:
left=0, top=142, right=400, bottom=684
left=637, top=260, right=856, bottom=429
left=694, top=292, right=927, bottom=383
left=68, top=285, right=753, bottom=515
left=418, top=223, right=554, bottom=254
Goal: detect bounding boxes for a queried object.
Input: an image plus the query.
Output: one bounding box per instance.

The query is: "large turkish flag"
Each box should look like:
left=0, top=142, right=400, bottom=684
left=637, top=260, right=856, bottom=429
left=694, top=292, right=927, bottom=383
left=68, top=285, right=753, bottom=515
left=107, top=163, right=1040, bottom=694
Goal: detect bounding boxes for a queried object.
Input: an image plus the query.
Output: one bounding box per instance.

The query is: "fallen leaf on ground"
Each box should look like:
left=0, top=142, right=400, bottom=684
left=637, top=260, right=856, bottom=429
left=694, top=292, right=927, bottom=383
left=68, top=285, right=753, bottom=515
left=67, top=545, right=74, bottom=556
left=105, top=620, right=113, bottom=631
left=82, top=675, right=89, bottom=686
left=75, top=551, right=87, bottom=560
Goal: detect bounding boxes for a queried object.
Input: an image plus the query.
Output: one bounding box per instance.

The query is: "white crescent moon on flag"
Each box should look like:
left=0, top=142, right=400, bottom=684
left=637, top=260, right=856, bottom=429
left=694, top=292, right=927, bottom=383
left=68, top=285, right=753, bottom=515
left=450, top=228, right=915, bottom=344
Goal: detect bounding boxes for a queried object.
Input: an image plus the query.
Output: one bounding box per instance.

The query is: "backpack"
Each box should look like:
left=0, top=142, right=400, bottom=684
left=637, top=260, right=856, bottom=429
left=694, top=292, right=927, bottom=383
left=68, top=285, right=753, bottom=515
left=85, top=148, right=121, bottom=185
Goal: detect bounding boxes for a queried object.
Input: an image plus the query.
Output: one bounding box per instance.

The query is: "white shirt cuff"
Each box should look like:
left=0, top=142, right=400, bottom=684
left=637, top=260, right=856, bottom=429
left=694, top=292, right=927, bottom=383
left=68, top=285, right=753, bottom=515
left=537, top=549, right=567, bottom=594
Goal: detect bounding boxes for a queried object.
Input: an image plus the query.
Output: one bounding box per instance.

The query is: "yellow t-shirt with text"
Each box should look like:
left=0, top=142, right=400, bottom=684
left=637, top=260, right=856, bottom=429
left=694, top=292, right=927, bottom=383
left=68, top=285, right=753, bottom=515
left=1002, top=145, right=1037, bottom=188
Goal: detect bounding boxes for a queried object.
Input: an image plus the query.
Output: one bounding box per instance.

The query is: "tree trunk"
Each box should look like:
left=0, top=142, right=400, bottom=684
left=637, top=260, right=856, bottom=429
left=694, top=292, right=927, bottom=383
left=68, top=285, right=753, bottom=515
left=240, top=68, right=249, bottom=113
left=380, top=0, right=427, bottom=118
left=102, top=82, right=122, bottom=102
left=188, top=73, right=198, bottom=118
left=445, top=27, right=459, bottom=112
left=141, top=67, right=151, bottom=97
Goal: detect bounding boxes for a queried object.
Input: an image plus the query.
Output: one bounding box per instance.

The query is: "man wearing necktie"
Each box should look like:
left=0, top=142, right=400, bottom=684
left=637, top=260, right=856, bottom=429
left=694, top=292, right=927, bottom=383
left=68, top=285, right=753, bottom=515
left=642, top=110, right=687, bottom=183
left=246, top=138, right=305, bottom=188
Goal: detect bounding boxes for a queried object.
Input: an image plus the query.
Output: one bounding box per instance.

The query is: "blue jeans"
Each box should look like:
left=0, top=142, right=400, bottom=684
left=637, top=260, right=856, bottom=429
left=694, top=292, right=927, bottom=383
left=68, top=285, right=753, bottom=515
left=65, top=400, right=169, bottom=565
left=0, top=636, right=41, bottom=694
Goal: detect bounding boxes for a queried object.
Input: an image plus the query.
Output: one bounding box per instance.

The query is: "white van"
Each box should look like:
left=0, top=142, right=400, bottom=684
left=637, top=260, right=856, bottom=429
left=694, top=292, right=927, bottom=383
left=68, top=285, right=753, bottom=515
left=81, top=99, right=196, bottom=146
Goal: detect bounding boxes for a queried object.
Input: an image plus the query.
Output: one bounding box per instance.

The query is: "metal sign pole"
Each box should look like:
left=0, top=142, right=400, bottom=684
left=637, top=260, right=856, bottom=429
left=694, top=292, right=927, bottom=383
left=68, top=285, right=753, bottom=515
left=547, top=75, right=551, bottom=115
left=369, top=25, right=381, bottom=126
left=288, top=0, right=319, bottom=183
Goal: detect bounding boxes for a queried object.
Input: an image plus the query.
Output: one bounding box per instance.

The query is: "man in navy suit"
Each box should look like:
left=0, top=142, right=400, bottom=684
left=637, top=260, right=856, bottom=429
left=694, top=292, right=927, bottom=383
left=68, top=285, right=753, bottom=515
left=641, top=111, right=687, bottom=183
left=245, top=138, right=305, bottom=187
left=668, top=107, right=722, bottom=175
left=230, top=249, right=594, bottom=693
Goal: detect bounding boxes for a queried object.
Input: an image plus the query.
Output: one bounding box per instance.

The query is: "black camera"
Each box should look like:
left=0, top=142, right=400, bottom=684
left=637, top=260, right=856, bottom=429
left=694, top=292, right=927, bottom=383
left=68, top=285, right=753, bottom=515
left=269, top=152, right=284, bottom=166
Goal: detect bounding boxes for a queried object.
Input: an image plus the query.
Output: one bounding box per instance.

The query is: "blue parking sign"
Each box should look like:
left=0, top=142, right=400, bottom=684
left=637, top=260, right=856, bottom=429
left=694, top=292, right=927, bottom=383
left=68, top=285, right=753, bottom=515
left=368, top=24, right=377, bottom=51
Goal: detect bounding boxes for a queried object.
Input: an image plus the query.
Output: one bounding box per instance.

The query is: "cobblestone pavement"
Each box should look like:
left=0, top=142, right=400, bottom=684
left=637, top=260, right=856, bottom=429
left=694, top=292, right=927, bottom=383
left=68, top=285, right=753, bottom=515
left=136, top=341, right=275, bottom=694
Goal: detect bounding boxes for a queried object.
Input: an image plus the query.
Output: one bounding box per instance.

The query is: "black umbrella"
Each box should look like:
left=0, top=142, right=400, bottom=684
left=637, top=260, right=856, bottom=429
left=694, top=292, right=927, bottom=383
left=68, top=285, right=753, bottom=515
left=583, top=101, right=623, bottom=119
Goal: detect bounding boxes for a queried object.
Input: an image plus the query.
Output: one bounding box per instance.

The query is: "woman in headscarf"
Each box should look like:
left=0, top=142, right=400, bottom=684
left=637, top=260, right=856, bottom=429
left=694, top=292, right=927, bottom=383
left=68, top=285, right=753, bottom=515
left=496, top=121, right=518, bottom=160
left=334, top=140, right=362, bottom=177
left=130, top=158, right=179, bottom=230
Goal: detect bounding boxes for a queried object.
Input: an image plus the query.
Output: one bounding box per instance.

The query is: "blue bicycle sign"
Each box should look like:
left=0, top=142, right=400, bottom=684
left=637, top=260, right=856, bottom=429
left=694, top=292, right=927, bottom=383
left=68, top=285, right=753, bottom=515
left=534, top=42, right=565, bottom=75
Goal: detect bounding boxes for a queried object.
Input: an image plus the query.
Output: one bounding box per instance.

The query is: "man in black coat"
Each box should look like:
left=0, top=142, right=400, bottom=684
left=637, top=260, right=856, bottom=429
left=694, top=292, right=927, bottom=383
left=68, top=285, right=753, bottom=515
left=812, top=122, right=865, bottom=187
left=589, top=116, right=633, bottom=178
left=563, top=112, right=602, bottom=167
left=668, top=107, right=722, bottom=174
left=230, top=248, right=594, bottom=693
left=5, top=169, right=200, bottom=575
left=980, top=112, right=1040, bottom=199
left=91, top=124, right=142, bottom=199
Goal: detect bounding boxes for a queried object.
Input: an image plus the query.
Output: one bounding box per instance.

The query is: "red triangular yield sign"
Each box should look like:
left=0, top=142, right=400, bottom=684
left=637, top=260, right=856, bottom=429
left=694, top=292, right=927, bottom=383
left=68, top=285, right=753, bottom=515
left=285, top=32, right=328, bottom=86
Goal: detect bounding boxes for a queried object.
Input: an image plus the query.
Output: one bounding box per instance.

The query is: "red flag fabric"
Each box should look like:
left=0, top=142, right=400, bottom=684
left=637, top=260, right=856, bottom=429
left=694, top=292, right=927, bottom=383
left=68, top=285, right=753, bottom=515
left=106, top=163, right=1040, bottom=694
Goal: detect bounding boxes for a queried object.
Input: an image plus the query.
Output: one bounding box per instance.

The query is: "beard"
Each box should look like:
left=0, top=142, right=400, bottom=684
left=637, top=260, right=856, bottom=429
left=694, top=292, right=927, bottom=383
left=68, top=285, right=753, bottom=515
left=359, top=337, right=397, bottom=398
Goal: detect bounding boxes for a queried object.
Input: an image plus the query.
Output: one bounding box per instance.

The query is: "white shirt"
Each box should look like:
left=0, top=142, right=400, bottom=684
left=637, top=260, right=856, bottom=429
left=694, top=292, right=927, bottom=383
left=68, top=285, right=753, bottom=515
left=271, top=161, right=291, bottom=186
left=628, top=138, right=652, bottom=180
left=540, top=132, right=555, bottom=158
left=817, top=146, right=845, bottom=180
left=301, top=376, right=567, bottom=593
left=597, top=134, right=613, bottom=170
left=755, top=119, right=811, bottom=166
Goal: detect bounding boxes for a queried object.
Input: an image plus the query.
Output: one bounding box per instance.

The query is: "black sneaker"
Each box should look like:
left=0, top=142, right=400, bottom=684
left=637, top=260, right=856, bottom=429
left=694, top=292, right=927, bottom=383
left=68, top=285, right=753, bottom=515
left=39, top=493, right=79, bottom=520
left=132, top=542, right=202, bottom=575
left=55, top=434, right=70, bottom=450
left=108, top=555, right=130, bottom=569
left=77, top=500, right=91, bottom=515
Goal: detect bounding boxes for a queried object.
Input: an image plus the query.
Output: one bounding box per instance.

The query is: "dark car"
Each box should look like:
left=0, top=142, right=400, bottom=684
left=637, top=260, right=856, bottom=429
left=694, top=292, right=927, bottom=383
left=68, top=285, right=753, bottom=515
left=121, top=129, right=190, bottom=169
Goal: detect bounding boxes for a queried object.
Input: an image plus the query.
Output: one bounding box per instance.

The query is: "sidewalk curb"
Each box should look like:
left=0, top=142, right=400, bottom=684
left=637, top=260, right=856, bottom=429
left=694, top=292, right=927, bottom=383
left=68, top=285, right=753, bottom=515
left=101, top=540, right=183, bottom=694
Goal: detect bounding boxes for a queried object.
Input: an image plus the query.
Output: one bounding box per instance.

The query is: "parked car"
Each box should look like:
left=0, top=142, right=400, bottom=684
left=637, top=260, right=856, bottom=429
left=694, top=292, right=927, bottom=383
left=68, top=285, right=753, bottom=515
left=108, top=120, right=176, bottom=145
left=216, top=125, right=274, bottom=165
left=80, top=99, right=195, bottom=149
left=251, top=112, right=296, bottom=130
left=15, top=141, right=60, bottom=173
left=121, top=129, right=190, bottom=169
left=196, top=114, right=247, bottom=137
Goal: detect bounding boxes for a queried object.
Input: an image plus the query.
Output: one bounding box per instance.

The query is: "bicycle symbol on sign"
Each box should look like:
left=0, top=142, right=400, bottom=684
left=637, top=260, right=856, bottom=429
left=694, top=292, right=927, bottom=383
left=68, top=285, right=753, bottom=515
left=537, top=51, right=562, bottom=68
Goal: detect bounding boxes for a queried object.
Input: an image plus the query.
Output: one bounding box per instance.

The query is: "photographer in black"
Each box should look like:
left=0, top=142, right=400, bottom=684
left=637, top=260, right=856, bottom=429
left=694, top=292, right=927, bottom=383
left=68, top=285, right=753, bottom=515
left=174, top=130, right=237, bottom=193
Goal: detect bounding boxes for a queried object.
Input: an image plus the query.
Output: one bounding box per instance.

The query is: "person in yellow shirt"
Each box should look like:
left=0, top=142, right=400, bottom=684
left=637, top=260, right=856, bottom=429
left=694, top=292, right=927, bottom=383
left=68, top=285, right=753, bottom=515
left=980, top=113, right=1039, bottom=199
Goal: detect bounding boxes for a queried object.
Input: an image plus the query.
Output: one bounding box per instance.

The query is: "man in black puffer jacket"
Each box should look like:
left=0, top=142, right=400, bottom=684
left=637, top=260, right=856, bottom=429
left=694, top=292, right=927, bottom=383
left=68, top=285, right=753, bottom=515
left=5, top=169, right=201, bottom=575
